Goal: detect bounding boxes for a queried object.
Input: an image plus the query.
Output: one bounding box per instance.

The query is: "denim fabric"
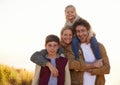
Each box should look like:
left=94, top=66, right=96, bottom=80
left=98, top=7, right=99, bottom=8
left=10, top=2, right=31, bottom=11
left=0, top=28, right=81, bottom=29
left=90, top=37, right=101, bottom=60
left=72, top=36, right=101, bottom=60
left=72, top=36, right=79, bottom=60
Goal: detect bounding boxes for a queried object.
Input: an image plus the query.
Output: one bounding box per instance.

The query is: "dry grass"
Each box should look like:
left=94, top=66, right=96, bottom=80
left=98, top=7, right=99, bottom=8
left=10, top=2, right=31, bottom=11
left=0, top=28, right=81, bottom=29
left=0, top=64, right=34, bottom=85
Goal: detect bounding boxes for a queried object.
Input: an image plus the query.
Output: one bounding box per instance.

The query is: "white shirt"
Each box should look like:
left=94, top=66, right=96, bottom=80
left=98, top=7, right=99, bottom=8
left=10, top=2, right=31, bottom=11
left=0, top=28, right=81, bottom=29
left=47, top=57, right=57, bottom=85
left=81, top=43, right=96, bottom=85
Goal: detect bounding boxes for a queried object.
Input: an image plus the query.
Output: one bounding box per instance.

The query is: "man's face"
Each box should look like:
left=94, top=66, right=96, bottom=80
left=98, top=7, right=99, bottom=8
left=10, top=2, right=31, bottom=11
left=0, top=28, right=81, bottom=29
left=75, top=25, right=89, bottom=43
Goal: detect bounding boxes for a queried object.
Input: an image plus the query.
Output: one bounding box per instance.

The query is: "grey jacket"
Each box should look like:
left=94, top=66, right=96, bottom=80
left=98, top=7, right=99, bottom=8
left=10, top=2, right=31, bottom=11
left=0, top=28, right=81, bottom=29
left=30, top=49, right=48, bottom=67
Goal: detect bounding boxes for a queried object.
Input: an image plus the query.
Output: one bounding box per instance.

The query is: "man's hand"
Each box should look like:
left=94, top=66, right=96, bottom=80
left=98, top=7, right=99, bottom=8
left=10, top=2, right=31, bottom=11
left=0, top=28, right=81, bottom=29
left=93, top=59, right=103, bottom=68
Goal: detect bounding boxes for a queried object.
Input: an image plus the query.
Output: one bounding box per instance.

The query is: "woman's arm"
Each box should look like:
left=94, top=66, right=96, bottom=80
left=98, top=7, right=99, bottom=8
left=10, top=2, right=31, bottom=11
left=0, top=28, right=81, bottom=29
left=30, top=49, right=59, bottom=77
left=30, top=49, right=48, bottom=67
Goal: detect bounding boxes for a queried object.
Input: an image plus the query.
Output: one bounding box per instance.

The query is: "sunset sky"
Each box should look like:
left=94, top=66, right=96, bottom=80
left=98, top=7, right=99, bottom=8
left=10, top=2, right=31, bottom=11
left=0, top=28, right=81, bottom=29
left=0, top=0, right=120, bottom=85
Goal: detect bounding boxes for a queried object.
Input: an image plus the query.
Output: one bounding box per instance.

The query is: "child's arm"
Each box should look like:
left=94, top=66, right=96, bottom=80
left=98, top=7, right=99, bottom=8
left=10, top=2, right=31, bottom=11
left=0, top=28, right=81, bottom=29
left=46, top=62, right=58, bottom=77
left=86, top=29, right=95, bottom=44
left=30, top=49, right=59, bottom=77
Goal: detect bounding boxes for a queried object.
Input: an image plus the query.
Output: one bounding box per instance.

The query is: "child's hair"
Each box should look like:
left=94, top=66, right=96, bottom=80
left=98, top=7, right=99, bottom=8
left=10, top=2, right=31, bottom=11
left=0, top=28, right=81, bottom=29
left=73, top=18, right=91, bottom=33
left=65, top=4, right=76, bottom=12
left=45, top=34, right=60, bottom=45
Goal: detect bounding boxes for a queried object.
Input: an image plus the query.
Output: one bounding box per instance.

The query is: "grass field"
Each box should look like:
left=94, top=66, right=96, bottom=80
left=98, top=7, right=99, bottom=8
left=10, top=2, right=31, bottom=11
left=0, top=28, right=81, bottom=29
left=0, top=64, right=34, bottom=85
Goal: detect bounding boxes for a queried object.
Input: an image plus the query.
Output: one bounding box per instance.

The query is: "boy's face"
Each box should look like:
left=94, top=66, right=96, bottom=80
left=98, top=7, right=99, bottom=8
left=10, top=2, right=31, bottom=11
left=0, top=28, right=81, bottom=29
left=45, top=41, right=59, bottom=57
left=65, top=7, right=76, bottom=22
left=75, top=25, right=89, bottom=43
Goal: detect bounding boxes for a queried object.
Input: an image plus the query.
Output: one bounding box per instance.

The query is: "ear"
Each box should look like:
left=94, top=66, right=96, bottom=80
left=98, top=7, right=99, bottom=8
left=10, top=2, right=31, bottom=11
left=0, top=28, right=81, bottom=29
left=57, top=45, right=60, bottom=49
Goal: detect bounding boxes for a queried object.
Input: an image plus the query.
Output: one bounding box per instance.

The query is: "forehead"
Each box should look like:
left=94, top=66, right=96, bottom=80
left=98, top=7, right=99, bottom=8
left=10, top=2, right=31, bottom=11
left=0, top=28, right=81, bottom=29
left=63, top=29, right=72, bottom=34
left=46, top=41, right=58, bottom=45
left=76, top=25, right=87, bottom=30
left=65, top=7, right=76, bottom=11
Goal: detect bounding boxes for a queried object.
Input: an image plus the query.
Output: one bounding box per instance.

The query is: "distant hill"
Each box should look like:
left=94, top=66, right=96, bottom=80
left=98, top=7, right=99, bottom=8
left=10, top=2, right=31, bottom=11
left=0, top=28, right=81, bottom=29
left=0, top=64, right=34, bottom=85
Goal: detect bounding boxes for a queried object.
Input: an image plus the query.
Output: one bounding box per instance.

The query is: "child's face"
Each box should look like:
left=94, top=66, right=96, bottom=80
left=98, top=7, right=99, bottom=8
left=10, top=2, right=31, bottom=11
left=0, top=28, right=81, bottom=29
left=65, top=7, right=77, bottom=22
left=45, top=41, right=59, bottom=57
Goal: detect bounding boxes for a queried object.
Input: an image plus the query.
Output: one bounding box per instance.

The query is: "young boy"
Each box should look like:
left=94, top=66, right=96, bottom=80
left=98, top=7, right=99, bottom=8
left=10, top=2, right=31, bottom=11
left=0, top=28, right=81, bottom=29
left=32, top=34, right=71, bottom=85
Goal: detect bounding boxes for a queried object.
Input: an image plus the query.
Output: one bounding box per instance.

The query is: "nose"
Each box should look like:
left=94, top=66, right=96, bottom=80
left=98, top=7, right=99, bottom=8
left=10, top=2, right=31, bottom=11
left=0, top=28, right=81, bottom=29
left=77, top=31, right=82, bottom=36
left=50, top=45, right=57, bottom=49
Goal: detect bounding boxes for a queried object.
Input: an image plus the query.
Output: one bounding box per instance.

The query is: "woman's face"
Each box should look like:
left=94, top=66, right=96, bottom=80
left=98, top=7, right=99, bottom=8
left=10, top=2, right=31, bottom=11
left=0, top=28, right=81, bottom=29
left=75, top=25, right=89, bottom=43
left=61, top=29, right=73, bottom=45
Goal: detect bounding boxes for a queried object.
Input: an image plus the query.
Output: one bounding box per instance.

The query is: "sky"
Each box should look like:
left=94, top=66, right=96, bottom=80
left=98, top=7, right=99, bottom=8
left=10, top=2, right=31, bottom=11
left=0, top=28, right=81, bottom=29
left=0, top=0, right=120, bottom=85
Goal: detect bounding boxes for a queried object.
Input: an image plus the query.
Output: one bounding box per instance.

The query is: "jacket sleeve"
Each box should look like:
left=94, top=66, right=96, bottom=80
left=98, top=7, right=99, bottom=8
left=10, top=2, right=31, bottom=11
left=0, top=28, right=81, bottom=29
left=32, top=64, right=41, bottom=85
left=64, top=61, right=71, bottom=85
left=30, top=49, right=48, bottom=67
left=69, top=56, right=86, bottom=71
left=91, top=43, right=110, bottom=75
left=65, top=45, right=86, bottom=71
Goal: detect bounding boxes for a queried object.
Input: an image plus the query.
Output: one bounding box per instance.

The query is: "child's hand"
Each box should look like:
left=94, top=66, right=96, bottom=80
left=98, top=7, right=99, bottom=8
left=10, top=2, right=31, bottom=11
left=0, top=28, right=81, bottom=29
left=50, top=66, right=59, bottom=77
left=86, top=35, right=91, bottom=44
left=46, top=62, right=59, bottom=77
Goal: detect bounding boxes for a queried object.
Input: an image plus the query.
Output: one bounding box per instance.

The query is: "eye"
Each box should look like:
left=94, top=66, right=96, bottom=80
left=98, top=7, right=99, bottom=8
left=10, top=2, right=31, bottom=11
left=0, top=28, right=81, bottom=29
left=53, top=45, right=57, bottom=47
left=48, top=44, right=52, bottom=47
left=76, top=30, right=80, bottom=33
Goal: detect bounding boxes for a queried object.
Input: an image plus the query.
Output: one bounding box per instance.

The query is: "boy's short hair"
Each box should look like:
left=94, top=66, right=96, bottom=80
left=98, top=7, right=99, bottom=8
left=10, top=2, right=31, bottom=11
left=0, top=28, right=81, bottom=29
left=45, top=34, right=60, bottom=45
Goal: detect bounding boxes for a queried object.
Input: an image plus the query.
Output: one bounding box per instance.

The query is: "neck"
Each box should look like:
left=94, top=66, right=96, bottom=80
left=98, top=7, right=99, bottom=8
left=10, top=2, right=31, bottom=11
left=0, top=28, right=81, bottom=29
left=69, top=19, right=74, bottom=23
left=60, top=41, right=69, bottom=47
left=47, top=54, right=57, bottom=59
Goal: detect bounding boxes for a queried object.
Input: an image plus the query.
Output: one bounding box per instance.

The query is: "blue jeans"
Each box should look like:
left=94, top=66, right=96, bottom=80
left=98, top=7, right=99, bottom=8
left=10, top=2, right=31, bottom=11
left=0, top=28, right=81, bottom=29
left=72, top=36, right=79, bottom=60
left=72, top=36, right=101, bottom=60
left=90, top=37, right=101, bottom=60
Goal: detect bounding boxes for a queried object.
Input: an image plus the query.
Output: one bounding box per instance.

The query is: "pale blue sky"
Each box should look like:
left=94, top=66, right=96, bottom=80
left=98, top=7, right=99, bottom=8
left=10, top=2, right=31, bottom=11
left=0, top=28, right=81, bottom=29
left=0, top=0, right=120, bottom=85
